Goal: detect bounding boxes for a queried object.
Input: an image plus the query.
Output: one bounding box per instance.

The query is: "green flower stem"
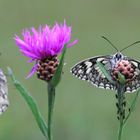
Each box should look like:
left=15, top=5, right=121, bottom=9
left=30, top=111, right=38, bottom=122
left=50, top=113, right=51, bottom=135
left=46, top=46, right=66, bottom=140
left=117, top=84, right=125, bottom=140
left=117, top=86, right=140, bottom=140
left=47, top=83, right=55, bottom=140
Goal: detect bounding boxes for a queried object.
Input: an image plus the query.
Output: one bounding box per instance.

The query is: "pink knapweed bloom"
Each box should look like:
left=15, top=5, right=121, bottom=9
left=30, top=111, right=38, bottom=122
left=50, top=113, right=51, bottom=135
left=15, top=21, right=78, bottom=79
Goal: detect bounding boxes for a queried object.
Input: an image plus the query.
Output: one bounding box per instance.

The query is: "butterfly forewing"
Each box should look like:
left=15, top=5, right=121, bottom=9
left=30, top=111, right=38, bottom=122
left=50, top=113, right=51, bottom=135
left=71, top=55, right=116, bottom=90
left=71, top=54, right=140, bottom=93
left=0, top=69, right=9, bottom=114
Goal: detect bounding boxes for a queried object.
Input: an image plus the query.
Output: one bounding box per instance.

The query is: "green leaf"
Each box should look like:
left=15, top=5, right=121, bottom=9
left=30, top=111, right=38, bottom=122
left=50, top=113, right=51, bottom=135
left=50, top=45, right=67, bottom=87
left=118, top=72, right=126, bottom=85
left=96, top=61, right=115, bottom=85
left=123, top=89, right=140, bottom=125
left=7, top=67, right=48, bottom=139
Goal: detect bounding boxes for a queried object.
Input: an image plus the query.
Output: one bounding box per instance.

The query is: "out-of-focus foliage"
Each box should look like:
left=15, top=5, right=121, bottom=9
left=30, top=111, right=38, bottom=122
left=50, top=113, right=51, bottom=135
left=1, top=0, right=140, bottom=140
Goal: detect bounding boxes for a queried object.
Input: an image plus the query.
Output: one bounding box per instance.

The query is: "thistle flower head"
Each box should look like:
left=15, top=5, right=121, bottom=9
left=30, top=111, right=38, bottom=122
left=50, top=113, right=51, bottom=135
left=15, top=20, right=78, bottom=80
left=112, top=60, right=135, bottom=83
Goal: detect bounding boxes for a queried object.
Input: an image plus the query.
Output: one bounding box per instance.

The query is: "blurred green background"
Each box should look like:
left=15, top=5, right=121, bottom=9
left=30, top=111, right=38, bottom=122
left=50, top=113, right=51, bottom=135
left=1, top=0, right=140, bottom=140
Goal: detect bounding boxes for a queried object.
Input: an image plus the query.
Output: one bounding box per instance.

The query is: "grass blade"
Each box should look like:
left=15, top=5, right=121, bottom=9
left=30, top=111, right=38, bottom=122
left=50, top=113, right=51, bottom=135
left=123, top=89, right=140, bottom=125
left=97, top=61, right=115, bottom=85
left=7, top=67, right=48, bottom=139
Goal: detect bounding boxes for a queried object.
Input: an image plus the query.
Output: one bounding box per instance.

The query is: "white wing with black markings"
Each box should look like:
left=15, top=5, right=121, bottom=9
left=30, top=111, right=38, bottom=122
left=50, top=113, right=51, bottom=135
left=0, top=69, right=9, bottom=114
left=71, top=55, right=116, bottom=90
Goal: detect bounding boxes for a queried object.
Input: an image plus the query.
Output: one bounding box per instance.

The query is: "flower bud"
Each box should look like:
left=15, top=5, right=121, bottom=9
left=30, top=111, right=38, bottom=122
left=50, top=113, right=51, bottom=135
left=112, top=60, right=135, bottom=83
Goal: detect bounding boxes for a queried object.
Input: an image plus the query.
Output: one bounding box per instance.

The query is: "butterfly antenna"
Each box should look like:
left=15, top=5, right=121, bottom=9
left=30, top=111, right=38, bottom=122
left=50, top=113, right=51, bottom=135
left=101, top=36, right=118, bottom=52
left=120, top=41, right=140, bottom=52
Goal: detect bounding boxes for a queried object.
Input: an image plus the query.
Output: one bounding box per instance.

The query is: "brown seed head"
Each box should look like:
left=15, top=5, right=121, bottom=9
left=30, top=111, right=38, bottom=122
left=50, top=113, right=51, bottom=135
left=36, top=55, right=59, bottom=82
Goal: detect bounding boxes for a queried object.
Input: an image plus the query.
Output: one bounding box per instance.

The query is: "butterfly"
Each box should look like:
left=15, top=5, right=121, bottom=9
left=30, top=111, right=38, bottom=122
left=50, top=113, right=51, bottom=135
left=0, top=69, right=9, bottom=114
left=71, top=36, right=140, bottom=93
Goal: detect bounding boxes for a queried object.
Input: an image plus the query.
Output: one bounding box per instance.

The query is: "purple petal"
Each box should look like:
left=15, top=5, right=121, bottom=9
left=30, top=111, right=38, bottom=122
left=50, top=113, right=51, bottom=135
left=67, top=39, right=78, bottom=48
left=27, top=59, right=36, bottom=62
left=20, top=50, right=41, bottom=59
left=26, top=63, right=38, bottom=79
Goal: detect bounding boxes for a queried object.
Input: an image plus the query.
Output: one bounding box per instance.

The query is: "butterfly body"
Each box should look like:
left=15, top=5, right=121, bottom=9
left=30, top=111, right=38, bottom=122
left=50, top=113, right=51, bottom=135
left=71, top=52, right=140, bottom=93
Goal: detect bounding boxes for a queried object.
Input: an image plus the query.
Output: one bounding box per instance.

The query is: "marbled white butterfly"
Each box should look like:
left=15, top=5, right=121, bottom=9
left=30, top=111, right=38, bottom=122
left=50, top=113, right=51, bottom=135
left=0, top=69, right=9, bottom=114
left=71, top=36, right=140, bottom=93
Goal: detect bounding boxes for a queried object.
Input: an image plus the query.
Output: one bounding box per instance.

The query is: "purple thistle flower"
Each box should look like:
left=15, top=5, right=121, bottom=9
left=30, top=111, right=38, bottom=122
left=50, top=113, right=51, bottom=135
left=15, top=20, right=78, bottom=79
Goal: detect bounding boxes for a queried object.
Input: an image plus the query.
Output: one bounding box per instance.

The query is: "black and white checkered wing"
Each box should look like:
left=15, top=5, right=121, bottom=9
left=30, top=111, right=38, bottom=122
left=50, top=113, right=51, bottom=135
left=124, top=58, right=140, bottom=93
left=0, top=69, right=9, bottom=114
left=71, top=55, right=116, bottom=90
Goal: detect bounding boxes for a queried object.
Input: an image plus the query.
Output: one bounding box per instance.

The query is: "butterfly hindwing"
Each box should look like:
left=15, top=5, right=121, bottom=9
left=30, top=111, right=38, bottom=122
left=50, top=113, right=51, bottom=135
left=0, top=69, right=9, bottom=114
left=71, top=55, right=116, bottom=90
